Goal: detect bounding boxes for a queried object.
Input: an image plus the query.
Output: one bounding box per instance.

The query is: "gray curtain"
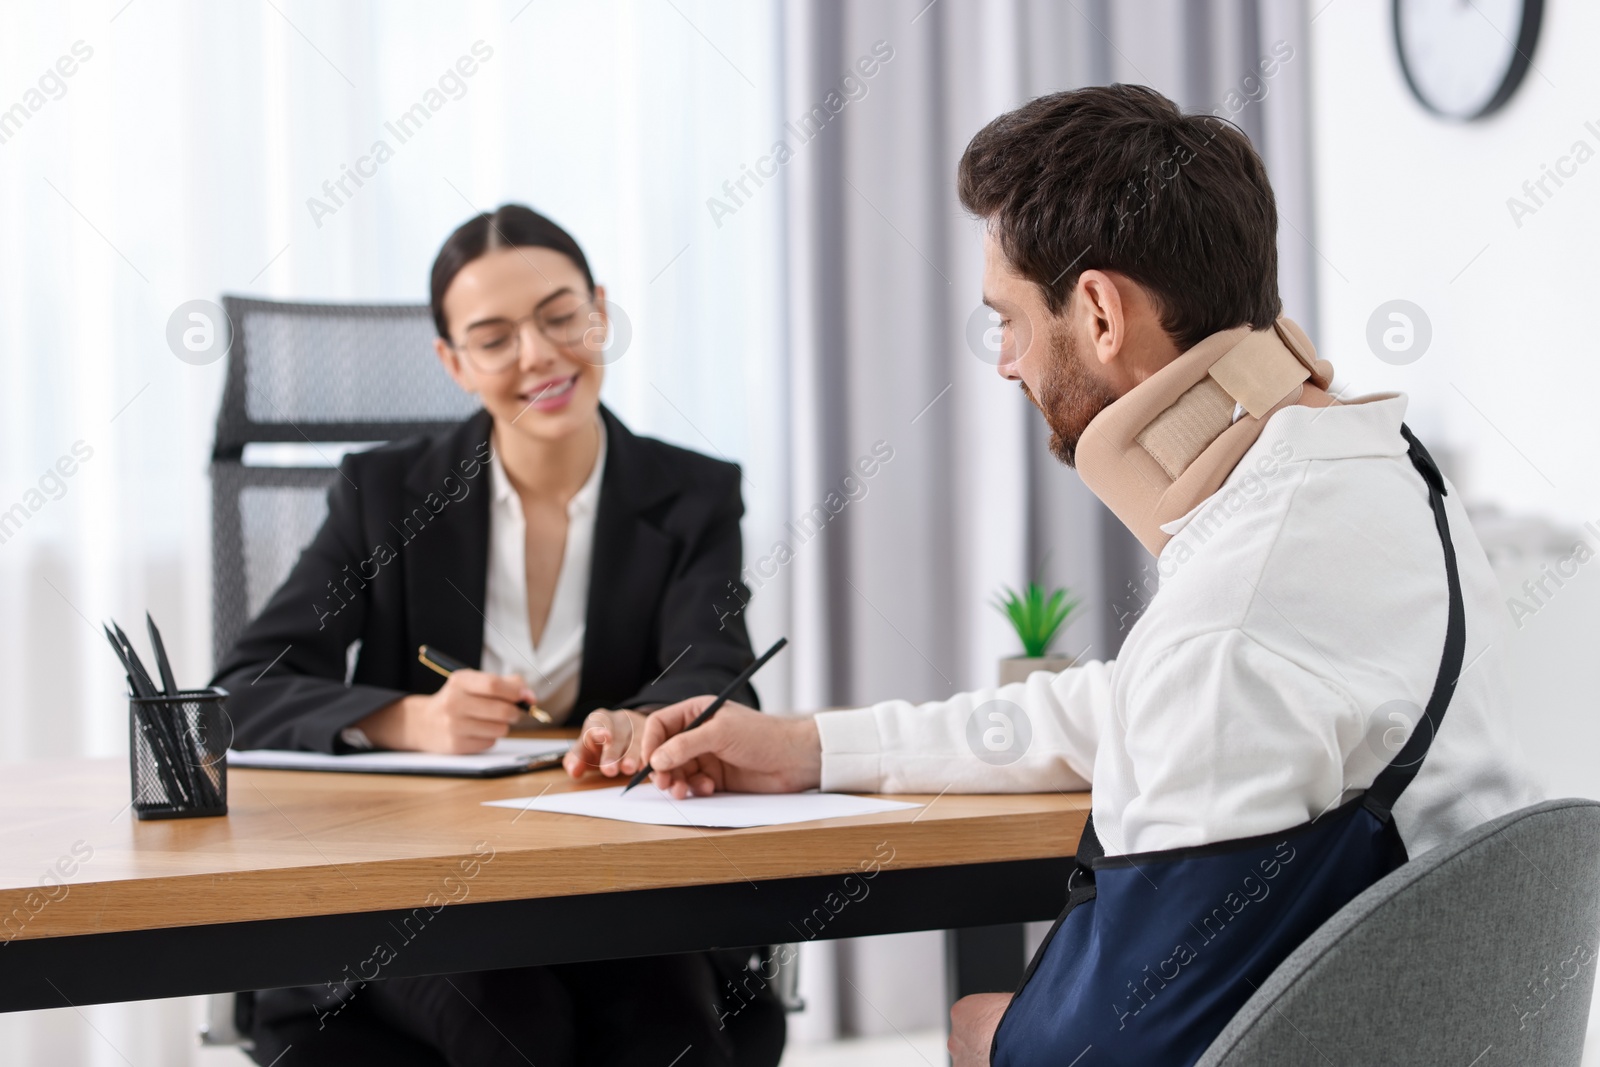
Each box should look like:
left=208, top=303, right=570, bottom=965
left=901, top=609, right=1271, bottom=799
left=774, top=0, right=1319, bottom=1040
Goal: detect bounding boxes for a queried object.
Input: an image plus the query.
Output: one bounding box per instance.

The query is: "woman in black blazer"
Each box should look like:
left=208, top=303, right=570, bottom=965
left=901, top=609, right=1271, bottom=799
left=214, top=205, right=781, bottom=1067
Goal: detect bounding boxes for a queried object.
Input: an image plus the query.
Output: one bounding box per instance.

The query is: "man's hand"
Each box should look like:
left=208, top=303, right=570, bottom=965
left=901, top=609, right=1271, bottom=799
left=949, top=993, right=1011, bottom=1067
left=563, top=708, right=650, bottom=778
left=356, top=670, right=533, bottom=754
left=638, top=698, right=823, bottom=798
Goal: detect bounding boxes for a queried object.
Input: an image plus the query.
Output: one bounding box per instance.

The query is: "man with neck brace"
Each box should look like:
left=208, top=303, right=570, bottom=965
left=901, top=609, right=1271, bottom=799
left=633, top=85, right=1540, bottom=1065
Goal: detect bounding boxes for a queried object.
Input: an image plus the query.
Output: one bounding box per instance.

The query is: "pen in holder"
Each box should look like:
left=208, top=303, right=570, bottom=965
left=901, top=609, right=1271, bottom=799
left=128, top=687, right=230, bottom=820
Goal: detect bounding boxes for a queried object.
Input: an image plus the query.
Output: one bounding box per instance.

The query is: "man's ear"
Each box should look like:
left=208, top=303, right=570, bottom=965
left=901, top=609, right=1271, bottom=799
left=434, top=336, right=476, bottom=395
left=1074, top=270, right=1125, bottom=368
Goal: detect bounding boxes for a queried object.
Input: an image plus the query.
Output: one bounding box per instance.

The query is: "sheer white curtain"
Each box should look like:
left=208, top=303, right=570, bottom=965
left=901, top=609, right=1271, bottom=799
left=0, top=2, right=784, bottom=1062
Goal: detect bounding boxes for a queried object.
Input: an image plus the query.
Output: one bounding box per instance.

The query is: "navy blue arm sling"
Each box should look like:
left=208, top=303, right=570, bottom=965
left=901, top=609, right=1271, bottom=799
left=992, top=426, right=1465, bottom=1066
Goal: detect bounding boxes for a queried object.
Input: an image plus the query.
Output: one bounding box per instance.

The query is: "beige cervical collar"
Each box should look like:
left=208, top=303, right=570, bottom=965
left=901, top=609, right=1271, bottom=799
left=1075, top=317, right=1334, bottom=557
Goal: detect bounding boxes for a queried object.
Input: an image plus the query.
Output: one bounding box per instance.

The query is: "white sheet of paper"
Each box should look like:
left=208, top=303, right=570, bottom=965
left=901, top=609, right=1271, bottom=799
left=484, top=785, right=920, bottom=828
left=228, top=737, right=572, bottom=775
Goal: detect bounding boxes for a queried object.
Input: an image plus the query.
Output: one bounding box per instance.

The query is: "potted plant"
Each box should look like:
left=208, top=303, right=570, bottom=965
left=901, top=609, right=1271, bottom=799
left=994, top=579, right=1081, bottom=685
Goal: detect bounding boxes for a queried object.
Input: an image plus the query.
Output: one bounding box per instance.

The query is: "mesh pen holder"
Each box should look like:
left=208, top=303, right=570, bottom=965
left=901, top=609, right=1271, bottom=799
left=129, top=686, right=230, bottom=820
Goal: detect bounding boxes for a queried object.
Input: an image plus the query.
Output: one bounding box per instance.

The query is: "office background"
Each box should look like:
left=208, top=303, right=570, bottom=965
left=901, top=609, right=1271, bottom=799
left=1, top=0, right=1595, bottom=1063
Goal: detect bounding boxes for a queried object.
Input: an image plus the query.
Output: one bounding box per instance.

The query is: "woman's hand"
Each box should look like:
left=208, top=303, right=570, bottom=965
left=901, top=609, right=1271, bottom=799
left=638, top=698, right=823, bottom=798
left=357, top=670, right=534, bottom=754
left=563, top=709, right=650, bottom=778
left=949, top=993, right=1011, bottom=1067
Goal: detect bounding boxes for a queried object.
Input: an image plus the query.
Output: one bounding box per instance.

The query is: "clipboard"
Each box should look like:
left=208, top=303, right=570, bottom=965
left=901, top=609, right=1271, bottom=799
left=227, top=737, right=572, bottom=778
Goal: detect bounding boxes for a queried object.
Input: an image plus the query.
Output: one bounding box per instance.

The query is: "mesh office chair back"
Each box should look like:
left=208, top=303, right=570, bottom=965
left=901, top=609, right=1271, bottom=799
left=209, top=296, right=478, bottom=664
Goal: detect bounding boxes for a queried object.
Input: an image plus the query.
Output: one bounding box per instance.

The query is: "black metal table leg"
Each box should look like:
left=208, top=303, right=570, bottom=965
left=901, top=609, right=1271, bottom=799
left=945, top=922, right=1027, bottom=1004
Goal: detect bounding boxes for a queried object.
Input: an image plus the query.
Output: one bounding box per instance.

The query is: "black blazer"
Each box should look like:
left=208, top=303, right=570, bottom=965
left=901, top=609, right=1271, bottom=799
left=213, top=405, right=758, bottom=752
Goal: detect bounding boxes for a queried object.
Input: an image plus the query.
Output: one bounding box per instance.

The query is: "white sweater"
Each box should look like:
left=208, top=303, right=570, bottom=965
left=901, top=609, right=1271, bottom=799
left=815, top=395, right=1542, bottom=859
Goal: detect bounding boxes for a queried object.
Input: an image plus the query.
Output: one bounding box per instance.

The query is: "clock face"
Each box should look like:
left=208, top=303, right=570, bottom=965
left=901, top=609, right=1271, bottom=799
left=1394, top=0, right=1543, bottom=120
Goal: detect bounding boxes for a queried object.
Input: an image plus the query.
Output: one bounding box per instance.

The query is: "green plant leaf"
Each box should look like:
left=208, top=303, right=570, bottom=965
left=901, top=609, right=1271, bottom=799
left=993, top=579, right=1079, bottom=657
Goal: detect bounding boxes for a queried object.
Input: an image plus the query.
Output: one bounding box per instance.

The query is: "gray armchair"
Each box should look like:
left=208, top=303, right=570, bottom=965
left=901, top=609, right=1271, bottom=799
left=1197, top=798, right=1600, bottom=1066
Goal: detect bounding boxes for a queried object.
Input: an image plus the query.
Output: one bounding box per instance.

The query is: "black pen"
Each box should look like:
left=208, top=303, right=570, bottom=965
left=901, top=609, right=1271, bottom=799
left=417, top=645, right=554, bottom=725
left=145, top=613, right=223, bottom=808
left=110, top=620, right=159, bottom=699
left=105, top=627, right=145, bottom=696
left=146, top=612, right=179, bottom=696
left=105, top=623, right=158, bottom=704
left=622, top=636, right=788, bottom=794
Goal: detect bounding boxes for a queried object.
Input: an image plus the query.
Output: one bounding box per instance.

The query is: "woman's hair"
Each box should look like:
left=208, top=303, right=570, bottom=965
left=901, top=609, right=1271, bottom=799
left=428, top=203, right=595, bottom=339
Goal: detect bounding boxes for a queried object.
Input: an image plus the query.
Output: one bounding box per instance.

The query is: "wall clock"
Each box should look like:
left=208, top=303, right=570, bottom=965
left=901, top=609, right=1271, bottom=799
left=1393, top=0, right=1543, bottom=120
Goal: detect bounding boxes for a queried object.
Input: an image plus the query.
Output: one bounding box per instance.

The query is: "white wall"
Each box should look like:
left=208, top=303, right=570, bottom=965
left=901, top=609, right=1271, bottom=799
left=1310, top=3, right=1600, bottom=1056
left=1308, top=0, right=1599, bottom=522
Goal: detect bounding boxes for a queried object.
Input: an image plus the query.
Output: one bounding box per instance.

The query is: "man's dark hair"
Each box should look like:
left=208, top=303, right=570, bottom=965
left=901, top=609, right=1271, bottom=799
left=957, top=84, right=1281, bottom=351
left=429, top=203, right=595, bottom=339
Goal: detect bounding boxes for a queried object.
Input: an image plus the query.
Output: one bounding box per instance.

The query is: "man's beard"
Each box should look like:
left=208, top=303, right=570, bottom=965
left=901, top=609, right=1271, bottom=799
left=1020, top=323, right=1121, bottom=468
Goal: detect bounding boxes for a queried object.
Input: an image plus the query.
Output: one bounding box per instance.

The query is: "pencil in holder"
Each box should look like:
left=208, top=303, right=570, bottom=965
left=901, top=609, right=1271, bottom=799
left=128, top=686, right=230, bottom=820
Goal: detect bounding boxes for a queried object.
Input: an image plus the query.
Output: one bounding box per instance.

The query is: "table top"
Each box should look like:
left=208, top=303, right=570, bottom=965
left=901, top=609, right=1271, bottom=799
left=0, top=754, right=1089, bottom=942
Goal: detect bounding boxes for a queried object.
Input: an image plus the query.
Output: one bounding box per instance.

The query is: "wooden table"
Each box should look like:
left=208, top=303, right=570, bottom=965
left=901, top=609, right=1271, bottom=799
left=0, top=756, right=1088, bottom=1013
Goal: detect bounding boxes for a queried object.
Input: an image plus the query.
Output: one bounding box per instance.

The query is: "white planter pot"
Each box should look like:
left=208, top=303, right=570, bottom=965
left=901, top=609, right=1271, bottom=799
left=998, top=654, right=1075, bottom=686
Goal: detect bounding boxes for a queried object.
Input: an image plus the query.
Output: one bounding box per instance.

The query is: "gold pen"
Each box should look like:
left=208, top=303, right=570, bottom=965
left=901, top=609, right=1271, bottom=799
left=417, top=645, right=554, bottom=725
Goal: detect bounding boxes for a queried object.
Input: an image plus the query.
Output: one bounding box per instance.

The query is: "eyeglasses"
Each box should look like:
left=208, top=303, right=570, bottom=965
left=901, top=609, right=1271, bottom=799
left=450, top=297, right=608, bottom=373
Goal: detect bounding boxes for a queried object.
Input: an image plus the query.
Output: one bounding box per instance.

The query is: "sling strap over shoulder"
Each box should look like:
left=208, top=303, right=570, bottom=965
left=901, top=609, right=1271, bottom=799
left=1363, top=425, right=1466, bottom=823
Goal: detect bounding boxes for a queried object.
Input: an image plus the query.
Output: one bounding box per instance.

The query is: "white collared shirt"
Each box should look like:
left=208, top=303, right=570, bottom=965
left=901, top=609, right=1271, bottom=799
left=815, top=394, right=1542, bottom=859
left=479, top=423, right=607, bottom=723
